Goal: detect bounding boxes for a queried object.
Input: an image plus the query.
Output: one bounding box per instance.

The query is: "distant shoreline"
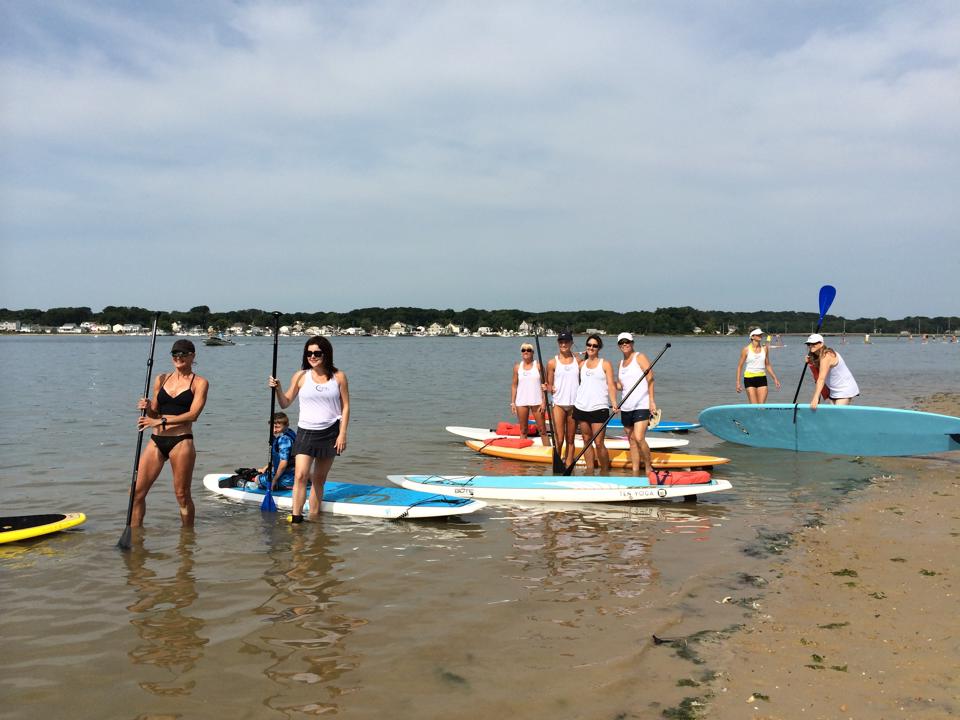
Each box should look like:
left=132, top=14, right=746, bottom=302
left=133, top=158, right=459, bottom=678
left=2, top=331, right=954, bottom=340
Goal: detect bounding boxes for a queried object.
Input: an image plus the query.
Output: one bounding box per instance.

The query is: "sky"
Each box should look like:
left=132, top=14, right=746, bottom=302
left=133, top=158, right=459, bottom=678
left=1, top=0, right=958, bottom=319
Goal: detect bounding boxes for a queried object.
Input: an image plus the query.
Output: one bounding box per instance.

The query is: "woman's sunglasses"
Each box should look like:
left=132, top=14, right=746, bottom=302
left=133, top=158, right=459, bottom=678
left=171, top=351, right=193, bottom=358
left=305, top=350, right=324, bottom=359
left=585, top=343, right=600, bottom=349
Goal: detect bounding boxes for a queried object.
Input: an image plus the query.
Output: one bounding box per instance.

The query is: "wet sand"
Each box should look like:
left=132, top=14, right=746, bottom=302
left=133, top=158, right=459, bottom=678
left=702, top=393, right=960, bottom=719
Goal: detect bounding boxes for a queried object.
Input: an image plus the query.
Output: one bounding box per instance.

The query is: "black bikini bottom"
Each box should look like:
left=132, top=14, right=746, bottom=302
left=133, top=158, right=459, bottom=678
left=151, top=434, right=194, bottom=460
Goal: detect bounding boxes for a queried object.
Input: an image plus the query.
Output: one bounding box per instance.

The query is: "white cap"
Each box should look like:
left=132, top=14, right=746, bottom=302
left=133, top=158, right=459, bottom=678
left=805, top=333, right=824, bottom=344
left=749, top=328, right=763, bottom=336
left=617, top=332, right=634, bottom=343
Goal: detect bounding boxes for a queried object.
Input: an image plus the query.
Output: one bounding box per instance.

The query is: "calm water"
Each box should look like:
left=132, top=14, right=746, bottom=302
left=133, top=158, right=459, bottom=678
left=1, top=334, right=957, bottom=719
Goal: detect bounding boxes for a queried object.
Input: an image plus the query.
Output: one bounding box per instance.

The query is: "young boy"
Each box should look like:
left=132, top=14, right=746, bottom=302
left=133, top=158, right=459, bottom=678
left=250, top=412, right=297, bottom=491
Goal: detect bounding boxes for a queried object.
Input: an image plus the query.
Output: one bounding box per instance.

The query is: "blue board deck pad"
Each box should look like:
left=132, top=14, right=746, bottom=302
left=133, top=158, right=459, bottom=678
left=607, top=418, right=700, bottom=432
left=699, top=404, right=960, bottom=456
left=203, top=474, right=484, bottom=519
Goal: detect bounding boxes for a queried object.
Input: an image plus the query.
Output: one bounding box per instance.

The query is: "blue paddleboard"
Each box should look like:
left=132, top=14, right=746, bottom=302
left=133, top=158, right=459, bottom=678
left=203, top=474, right=484, bottom=519
left=607, top=418, right=700, bottom=433
left=698, top=404, right=960, bottom=456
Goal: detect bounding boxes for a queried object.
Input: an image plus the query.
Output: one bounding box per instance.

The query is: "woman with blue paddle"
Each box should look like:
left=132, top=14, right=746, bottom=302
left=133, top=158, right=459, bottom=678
left=270, top=336, right=351, bottom=523
left=804, top=333, right=860, bottom=409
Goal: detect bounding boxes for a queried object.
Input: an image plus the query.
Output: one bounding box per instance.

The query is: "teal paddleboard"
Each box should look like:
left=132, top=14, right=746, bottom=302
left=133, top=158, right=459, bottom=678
left=608, top=418, right=700, bottom=433
left=699, top=404, right=960, bottom=456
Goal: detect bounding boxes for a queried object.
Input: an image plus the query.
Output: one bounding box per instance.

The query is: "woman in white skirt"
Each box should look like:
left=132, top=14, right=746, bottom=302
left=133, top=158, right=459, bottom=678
left=510, top=342, right=548, bottom=440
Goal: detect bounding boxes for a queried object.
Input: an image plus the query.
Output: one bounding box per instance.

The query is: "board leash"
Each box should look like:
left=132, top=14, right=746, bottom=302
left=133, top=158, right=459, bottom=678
left=395, top=494, right=468, bottom=521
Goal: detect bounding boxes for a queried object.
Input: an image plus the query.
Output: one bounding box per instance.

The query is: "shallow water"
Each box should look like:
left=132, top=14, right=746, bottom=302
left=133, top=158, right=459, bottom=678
left=0, top=334, right=956, bottom=719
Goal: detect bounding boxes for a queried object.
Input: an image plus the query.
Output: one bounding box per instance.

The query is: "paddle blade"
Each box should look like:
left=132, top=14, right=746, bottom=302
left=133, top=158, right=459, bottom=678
left=117, top=526, right=132, bottom=551
left=261, top=486, right=278, bottom=512
left=551, top=450, right=565, bottom=475
left=818, top=285, right=837, bottom=322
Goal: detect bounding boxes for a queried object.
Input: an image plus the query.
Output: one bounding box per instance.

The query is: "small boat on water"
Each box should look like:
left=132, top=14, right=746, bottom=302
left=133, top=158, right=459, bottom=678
left=204, top=333, right=235, bottom=346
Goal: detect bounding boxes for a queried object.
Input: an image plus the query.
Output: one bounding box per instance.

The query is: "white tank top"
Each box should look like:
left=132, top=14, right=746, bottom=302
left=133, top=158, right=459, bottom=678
left=744, top=345, right=766, bottom=377
left=618, top=354, right=650, bottom=412
left=552, top=355, right=580, bottom=406
left=297, top=371, right=342, bottom=430
left=825, top=352, right=859, bottom=399
left=514, top=361, right=542, bottom=406
left=574, top=360, right=610, bottom=411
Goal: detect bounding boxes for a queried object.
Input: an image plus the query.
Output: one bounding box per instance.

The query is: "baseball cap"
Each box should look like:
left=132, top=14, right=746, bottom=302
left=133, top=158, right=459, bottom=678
left=616, top=332, right=634, bottom=344
left=805, top=333, right=824, bottom=345
left=557, top=331, right=573, bottom=342
left=750, top=328, right=763, bottom=336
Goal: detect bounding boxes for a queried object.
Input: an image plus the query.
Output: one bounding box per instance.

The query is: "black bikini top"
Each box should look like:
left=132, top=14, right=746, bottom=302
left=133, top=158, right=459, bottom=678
left=157, top=374, right=195, bottom=416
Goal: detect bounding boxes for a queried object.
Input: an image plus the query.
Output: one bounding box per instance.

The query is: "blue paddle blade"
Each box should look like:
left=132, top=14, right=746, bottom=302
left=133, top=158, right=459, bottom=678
left=818, top=285, right=837, bottom=321
left=261, top=486, right=277, bottom=512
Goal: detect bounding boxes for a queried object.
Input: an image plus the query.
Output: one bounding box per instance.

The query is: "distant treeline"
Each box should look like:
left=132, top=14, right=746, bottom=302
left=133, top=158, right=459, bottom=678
left=2, top=305, right=957, bottom=335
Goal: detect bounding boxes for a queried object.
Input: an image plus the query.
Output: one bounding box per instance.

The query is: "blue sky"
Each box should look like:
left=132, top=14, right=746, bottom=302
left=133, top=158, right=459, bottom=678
left=1, top=1, right=957, bottom=318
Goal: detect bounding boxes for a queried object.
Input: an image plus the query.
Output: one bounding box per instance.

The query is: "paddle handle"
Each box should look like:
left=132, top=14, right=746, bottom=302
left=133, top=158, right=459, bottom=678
left=533, top=328, right=564, bottom=474
left=791, top=285, right=836, bottom=422
left=266, top=313, right=281, bottom=477
left=563, top=342, right=670, bottom=476
left=118, top=312, right=161, bottom=549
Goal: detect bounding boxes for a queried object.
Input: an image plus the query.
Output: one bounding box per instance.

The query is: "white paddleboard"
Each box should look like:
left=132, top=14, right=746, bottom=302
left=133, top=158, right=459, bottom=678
left=445, top=426, right=689, bottom=450
left=387, top=474, right=732, bottom=503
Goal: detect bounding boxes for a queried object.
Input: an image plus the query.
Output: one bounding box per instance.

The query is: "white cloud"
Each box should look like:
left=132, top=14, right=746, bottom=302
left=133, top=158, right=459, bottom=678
left=1, top=1, right=958, bottom=315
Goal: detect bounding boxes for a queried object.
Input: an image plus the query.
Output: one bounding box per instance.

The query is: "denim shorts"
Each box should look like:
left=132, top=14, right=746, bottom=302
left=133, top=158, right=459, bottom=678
left=620, top=408, right=651, bottom=427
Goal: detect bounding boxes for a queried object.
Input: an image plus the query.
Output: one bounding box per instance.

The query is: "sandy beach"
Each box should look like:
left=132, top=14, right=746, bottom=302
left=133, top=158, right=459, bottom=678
left=700, top=392, right=960, bottom=719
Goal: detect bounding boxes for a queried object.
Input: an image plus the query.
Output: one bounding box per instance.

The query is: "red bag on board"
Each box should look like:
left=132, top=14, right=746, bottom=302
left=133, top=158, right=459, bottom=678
left=487, top=437, right=534, bottom=448
left=495, top=422, right=538, bottom=437
left=647, top=470, right=711, bottom=486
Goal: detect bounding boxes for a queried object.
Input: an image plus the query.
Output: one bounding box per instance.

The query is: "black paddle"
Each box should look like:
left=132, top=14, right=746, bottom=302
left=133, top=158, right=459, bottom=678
left=792, top=285, right=837, bottom=421
left=562, top=342, right=670, bottom=476
left=533, top=329, right=564, bottom=474
left=118, top=312, right=161, bottom=550
left=261, top=312, right=282, bottom=512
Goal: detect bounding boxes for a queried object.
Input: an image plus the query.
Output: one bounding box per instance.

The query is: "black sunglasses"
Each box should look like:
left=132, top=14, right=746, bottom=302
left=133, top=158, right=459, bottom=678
left=585, top=343, right=600, bottom=349
left=171, top=351, right=192, bottom=358
left=305, top=350, right=324, bottom=358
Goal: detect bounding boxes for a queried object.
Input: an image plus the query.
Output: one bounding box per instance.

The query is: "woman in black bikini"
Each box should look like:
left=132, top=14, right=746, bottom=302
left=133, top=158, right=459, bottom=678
left=133, top=338, right=209, bottom=528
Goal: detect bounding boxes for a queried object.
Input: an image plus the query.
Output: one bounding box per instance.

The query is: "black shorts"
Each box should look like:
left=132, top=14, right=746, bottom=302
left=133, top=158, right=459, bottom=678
left=743, top=375, right=768, bottom=389
left=620, top=409, right=651, bottom=427
left=292, top=422, right=341, bottom=459
left=573, top=407, right=610, bottom=424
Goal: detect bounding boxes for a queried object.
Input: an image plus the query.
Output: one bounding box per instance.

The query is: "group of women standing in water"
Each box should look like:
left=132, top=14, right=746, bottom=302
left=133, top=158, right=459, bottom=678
left=511, top=331, right=657, bottom=476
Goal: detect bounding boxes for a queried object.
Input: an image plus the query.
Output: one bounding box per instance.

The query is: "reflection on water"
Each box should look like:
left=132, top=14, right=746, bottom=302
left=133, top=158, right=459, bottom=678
left=124, top=530, right=207, bottom=697
left=508, top=511, right=656, bottom=603
left=246, top=521, right=361, bottom=716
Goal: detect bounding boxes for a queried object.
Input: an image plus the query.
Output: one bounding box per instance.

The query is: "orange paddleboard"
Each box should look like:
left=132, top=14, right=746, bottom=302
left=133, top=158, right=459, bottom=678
left=464, top=440, right=729, bottom=469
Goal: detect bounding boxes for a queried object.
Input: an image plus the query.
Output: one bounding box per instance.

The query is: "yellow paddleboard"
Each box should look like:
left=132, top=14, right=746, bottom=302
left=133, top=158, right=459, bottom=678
left=0, top=513, right=86, bottom=544
left=464, top=440, right=729, bottom=469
